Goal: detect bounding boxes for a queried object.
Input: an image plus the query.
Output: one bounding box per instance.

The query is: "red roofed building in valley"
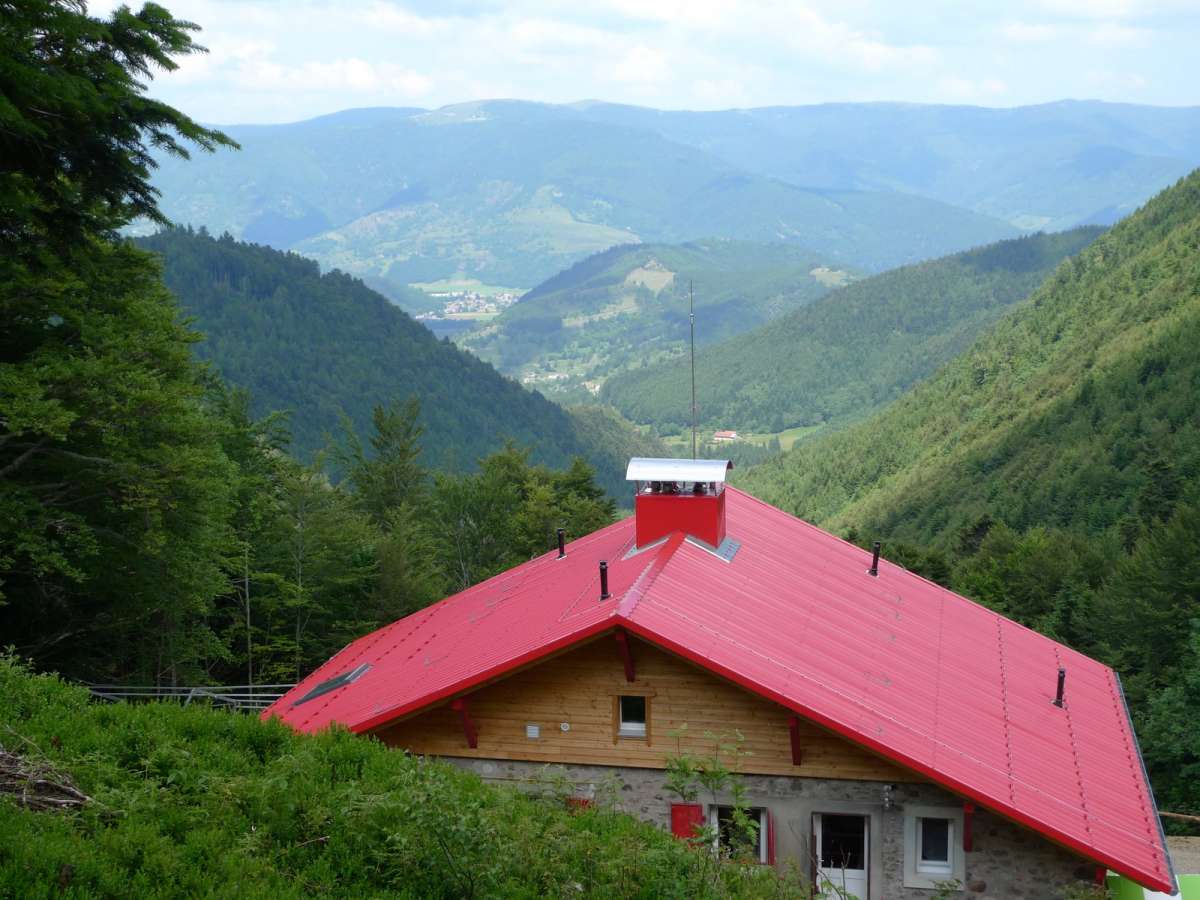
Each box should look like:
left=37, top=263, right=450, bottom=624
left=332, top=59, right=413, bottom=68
left=264, top=458, right=1176, bottom=898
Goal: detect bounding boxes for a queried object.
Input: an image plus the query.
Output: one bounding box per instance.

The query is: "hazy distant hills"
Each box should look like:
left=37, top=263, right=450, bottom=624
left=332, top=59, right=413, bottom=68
left=135, top=228, right=663, bottom=495
left=739, top=170, right=1200, bottom=545
left=603, top=228, right=1101, bottom=434
left=459, top=239, right=856, bottom=400
left=573, top=99, right=1200, bottom=231
left=143, top=100, right=1199, bottom=304
left=146, top=100, right=1019, bottom=297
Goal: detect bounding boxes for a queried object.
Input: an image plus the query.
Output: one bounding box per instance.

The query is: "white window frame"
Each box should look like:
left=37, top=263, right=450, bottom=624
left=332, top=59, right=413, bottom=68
left=708, top=805, right=768, bottom=863
left=903, top=805, right=965, bottom=889
left=617, top=695, right=647, bottom=738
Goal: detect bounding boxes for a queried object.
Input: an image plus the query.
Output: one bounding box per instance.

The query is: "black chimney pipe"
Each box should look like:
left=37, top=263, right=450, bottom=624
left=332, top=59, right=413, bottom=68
left=599, top=561, right=611, bottom=600
left=1053, top=667, right=1066, bottom=707
left=869, top=541, right=881, bottom=577
left=557, top=528, right=566, bottom=559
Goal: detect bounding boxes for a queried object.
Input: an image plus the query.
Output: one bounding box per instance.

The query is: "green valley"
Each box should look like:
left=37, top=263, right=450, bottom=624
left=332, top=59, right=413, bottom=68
left=459, top=239, right=855, bottom=400
left=604, top=228, right=1101, bottom=434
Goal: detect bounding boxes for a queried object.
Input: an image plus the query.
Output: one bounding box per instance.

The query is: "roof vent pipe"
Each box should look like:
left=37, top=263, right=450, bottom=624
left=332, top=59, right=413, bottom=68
left=1053, top=667, right=1066, bottom=707
left=599, top=561, right=611, bottom=601
left=869, top=541, right=881, bottom=577
left=557, top=528, right=566, bottom=559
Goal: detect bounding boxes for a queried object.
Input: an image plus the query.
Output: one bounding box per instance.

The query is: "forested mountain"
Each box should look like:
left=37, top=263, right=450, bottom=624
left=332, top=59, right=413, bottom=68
left=604, top=228, right=1101, bottom=433
left=573, top=100, right=1200, bottom=231
left=135, top=228, right=660, bottom=494
left=141, top=102, right=1017, bottom=296
left=460, top=239, right=855, bottom=399
left=739, top=174, right=1199, bottom=540
left=737, top=171, right=1200, bottom=822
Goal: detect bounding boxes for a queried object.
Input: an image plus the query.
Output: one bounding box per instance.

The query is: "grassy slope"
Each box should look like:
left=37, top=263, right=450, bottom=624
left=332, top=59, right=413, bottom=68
left=462, top=239, right=855, bottom=395
left=604, top=229, right=1101, bottom=433
left=0, top=658, right=792, bottom=899
left=136, top=229, right=656, bottom=495
left=145, top=102, right=1015, bottom=293
left=738, top=171, right=1200, bottom=545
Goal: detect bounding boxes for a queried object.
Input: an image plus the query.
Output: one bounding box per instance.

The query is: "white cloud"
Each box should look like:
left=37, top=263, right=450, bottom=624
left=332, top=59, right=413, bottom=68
left=82, top=0, right=1197, bottom=122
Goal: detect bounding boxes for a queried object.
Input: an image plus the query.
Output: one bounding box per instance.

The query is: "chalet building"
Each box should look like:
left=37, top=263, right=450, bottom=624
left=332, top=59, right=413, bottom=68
left=264, top=458, right=1176, bottom=898
left=713, top=429, right=741, bottom=442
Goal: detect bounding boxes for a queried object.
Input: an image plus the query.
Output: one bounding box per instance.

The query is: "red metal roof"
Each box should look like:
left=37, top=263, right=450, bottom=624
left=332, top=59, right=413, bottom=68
left=263, top=487, right=1174, bottom=893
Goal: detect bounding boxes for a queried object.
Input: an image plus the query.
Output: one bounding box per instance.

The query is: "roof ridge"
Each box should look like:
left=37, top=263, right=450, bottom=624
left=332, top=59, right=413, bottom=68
left=617, top=531, right=685, bottom=619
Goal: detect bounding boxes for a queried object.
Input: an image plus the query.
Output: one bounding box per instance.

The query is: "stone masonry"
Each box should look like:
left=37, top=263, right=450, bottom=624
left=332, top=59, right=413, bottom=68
left=444, top=757, right=1093, bottom=900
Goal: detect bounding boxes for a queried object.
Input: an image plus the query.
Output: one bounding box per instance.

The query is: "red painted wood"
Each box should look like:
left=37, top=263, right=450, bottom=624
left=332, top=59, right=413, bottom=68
left=449, top=697, right=477, bottom=749
left=614, top=629, right=636, bottom=682
left=788, top=715, right=803, bottom=765
left=670, top=803, right=705, bottom=840
left=634, top=490, right=725, bottom=548
left=963, top=801, right=975, bottom=852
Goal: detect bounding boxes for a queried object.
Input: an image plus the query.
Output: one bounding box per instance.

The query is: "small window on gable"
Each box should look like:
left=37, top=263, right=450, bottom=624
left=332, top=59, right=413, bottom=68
left=903, top=806, right=964, bottom=889
left=617, top=695, right=647, bottom=738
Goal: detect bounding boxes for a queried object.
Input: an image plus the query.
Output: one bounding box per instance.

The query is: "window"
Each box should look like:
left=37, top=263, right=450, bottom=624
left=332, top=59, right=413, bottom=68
left=709, top=806, right=768, bottom=863
left=916, top=817, right=953, bottom=875
left=903, top=806, right=964, bottom=889
left=617, top=695, right=647, bottom=738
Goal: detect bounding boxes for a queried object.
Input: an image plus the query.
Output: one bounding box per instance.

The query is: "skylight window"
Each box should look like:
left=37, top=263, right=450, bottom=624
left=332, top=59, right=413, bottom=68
left=291, top=663, right=371, bottom=707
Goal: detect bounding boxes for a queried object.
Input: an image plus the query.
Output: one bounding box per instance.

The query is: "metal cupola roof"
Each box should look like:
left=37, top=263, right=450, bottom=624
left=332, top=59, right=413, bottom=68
left=263, top=485, right=1175, bottom=895
left=625, top=457, right=733, bottom=483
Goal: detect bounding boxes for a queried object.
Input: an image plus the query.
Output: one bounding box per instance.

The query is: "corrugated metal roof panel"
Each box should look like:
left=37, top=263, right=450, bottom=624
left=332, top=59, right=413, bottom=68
left=262, top=486, right=1173, bottom=894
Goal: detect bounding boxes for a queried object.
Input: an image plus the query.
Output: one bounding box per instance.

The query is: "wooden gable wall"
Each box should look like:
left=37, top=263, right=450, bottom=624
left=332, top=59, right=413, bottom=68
left=375, top=633, right=918, bottom=782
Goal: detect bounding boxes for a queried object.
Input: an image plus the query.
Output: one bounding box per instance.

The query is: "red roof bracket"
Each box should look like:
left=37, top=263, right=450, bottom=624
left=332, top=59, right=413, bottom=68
left=614, top=628, right=636, bottom=682
left=449, top=697, right=478, bottom=749
left=963, top=801, right=975, bottom=852
left=788, top=715, right=803, bottom=766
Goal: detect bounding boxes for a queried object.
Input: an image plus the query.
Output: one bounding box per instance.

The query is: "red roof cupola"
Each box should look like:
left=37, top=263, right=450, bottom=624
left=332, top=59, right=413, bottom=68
left=626, top=457, right=733, bottom=549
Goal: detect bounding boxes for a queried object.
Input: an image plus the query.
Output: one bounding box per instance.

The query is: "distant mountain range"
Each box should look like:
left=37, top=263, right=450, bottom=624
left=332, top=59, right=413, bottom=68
left=142, top=100, right=1199, bottom=304
left=459, top=239, right=856, bottom=400
left=603, top=228, right=1101, bottom=434
left=136, top=228, right=663, bottom=495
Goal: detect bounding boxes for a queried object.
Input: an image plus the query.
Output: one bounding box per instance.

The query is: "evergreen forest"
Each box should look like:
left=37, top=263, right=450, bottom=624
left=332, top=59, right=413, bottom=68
left=133, top=227, right=661, bottom=495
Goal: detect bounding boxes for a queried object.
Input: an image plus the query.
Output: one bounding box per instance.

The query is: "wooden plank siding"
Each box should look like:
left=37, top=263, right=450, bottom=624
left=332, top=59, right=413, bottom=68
left=375, top=633, right=918, bottom=782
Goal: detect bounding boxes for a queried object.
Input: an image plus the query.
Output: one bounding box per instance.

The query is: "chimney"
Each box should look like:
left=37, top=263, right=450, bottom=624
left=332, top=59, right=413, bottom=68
left=625, top=457, right=733, bottom=549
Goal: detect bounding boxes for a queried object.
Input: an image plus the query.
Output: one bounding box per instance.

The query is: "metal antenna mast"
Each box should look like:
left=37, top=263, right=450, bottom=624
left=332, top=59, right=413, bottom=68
left=689, top=280, right=697, bottom=460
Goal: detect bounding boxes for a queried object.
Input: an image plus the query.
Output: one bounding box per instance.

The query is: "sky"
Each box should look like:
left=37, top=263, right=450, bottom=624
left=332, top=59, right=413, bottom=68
left=93, top=0, right=1200, bottom=124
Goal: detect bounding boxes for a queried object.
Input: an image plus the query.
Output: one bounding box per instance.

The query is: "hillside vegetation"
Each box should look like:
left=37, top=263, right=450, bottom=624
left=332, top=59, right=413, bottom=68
left=136, top=228, right=660, bottom=494
left=737, top=173, right=1200, bottom=824
left=739, top=173, right=1199, bottom=543
left=605, top=229, right=1100, bottom=433
left=0, top=658, right=799, bottom=899
left=142, top=102, right=1017, bottom=294
left=462, top=239, right=855, bottom=400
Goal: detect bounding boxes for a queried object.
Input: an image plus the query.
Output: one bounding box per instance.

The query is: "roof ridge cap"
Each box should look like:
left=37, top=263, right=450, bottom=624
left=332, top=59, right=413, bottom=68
left=617, top=531, right=685, bottom=619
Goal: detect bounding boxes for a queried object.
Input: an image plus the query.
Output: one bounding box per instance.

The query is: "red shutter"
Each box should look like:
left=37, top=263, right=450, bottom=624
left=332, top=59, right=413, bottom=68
left=670, top=803, right=705, bottom=840
left=766, top=809, right=776, bottom=866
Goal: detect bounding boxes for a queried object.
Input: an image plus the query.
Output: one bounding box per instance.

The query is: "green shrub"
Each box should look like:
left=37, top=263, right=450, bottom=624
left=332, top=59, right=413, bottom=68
left=0, top=655, right=799, bottom=898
